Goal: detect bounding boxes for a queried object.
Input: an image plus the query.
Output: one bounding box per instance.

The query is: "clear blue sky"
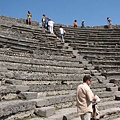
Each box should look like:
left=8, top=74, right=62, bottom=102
left=0, top=0, right=120, bottom=27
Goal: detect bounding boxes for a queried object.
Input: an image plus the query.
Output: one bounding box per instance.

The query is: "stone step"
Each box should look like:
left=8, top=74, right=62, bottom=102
left=1, top=82, right=106, bottom=101
left=90, top=60, right=120, bottom=65
left=29, top=106, right=120, bottom=120
left=0, top=51, right=80, bottom=62
left=100, top=107, right=120, bottom=120
left=65, top=37, right=120, bottom=44
left=83, top=54, right=120, bottom=60
left=115, top=91, right=120, bottom=100
left=30, top=91, right=114, bottom=108
left=102, top=72, right=120, bottom=77
left=2, top=62, right=85, bottom=74
left=35, top=106, right=55, bottom=117
left=3, top=79, right=22, bottom=85
left=106, top=86, right=118, bottom=91
left=79, top=50, right=120, bottom=56
left=45, top=107, right=77, bottom=120
left=94, top=91, right=115, bottom=101
left=98, top=100, right=120, bottom=111
left=71, top=107, right=120, bottom=120
left=0, top=100, right=36, bottom=119
left=11, top=72, right=90, bottom=81
left=70, top=43, right=120, bottom=49
left=17, top=92, right=38, bottom=100
left=30, top=94, right=76, bottom=108
left=0, top=85, right=30, bottom=101
left=110, top=79, right=120, bottom=86
left=112, top=118, right=120, bottom=120
left=75, top=46, right=120, bottom=52
left=96, top=65, right=120, bottom=72
left=107, top=76, right=120, bottom=81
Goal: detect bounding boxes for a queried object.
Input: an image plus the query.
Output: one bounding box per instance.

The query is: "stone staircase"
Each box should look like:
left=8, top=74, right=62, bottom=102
left=0, top=16, right=120, bottom=120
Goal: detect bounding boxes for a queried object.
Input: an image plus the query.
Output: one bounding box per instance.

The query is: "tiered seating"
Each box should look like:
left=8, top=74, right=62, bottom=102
left=0, top=16, right=120, bottom=120
left=54, top=25, right=120, bottom=119
left=54, top=25, right=120, bottom=80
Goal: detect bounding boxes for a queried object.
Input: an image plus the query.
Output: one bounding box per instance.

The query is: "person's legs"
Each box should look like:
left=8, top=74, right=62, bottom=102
left=49, top=26, right=53, bottom=34
left=51, top=26, right=53, bottom=33
left=61, top=34, right=64, bottom=42
left=49, top=26, right=52, bottom=33
left=28, top=18, right=31, bottom=25
left=109, top=23, right=112, bottom=28
left=61, top=34, right=64, bottom=40
left=80, top=112, right=91, bottom=120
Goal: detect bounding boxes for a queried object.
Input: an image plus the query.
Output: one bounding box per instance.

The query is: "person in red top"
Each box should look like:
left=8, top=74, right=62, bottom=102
left=74, top=20, right=78, bottom=27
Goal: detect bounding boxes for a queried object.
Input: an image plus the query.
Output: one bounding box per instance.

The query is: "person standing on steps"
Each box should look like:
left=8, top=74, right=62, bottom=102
left=48, top=19, right=54, bottom=34
left=74, top=20, right=78, bottom=27
left=27, top=11, right=32, bottom=25
left=42, top=14, right=46, bottom=28
left=59, top=25, right=66, bottom=42
left=107, top=17, right=112, bottom=28
left=81, top=20, right=85, bottom=28
left=76, top=75, right=97, bottom=120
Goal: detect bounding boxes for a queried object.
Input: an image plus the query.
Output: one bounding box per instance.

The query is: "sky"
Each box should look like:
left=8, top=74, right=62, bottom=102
left=0, top=0, right=120, bottom=27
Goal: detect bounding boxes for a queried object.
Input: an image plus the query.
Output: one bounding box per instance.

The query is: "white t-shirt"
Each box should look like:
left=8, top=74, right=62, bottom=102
left=59, top=28, right=65, bottom=34
left=48, top=20, right=54, bottom=26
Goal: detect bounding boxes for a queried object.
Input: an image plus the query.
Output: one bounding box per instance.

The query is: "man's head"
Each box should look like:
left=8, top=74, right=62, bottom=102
left=83, top=75, right=92, bottom=85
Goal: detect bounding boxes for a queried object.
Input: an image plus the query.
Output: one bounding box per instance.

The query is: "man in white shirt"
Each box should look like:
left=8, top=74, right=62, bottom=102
left=48, top=19, right=54, bottom=34
left=76, top=75, right=97, bottom=120
left=59, top=25, right=66, bottom=42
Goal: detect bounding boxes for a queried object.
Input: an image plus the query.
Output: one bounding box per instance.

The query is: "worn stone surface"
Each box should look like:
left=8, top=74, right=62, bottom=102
left=115, top=91, right=120, bottom=100
left=0, top=100, right=36, bottom=118
left=35, top=106, right=55, bottom=117
left=15, top=85, right=29, bottom=92
left=106, top=86, right=118, bottom=91
left=110, top=79, right=120, bottom=86
left=18, top=92, right=38, bottom=100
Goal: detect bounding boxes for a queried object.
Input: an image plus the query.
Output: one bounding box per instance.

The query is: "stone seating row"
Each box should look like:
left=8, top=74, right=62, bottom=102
left=0, top=36, right=73, bottom=57
left=74, top=46, right=120, bottom=52
left=65, top=35, right=120, bottom=43
left=0, top=25, right=75, bottom=57
left=0, top=96, right=120, bottom=120
left=0, top=49, right=80, bottom=62
left=1, top=83, right=118, bottom=118
left=0, top=54, right=82, bottom=68
left=0, top=32, right=59, bottom=50
left=0, top=23, right=58, bottom=41
left=54, top=24, right=120, bottom=84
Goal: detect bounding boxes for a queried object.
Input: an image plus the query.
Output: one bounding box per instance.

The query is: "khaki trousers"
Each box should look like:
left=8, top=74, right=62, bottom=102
left=80, top=112, right=91, bottom=120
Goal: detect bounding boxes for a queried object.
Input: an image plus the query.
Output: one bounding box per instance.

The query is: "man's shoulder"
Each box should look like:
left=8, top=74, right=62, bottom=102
left=78, top=83, right=90, bottom=89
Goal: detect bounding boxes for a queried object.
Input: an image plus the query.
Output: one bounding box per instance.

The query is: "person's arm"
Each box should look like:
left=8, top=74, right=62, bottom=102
left=86, top=89, right=96, bottom=102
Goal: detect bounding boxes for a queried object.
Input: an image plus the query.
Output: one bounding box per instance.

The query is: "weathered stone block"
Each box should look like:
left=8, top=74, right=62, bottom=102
left=115, top=91, right=120, bottom=100
left=30, top=99, right=46, bottom=107
left=18, top=92, right=37, bottom=100
left=35, top=106, right=55, bottom=117
left=106, top=86, right=118, bottom=91
left=0, top=100, right=36, bottom=118
left=4, top=79, right=22, bottom=85
left=16, top=85, right=29, bottom=92
left=110, top=79, right=120, bottom=86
